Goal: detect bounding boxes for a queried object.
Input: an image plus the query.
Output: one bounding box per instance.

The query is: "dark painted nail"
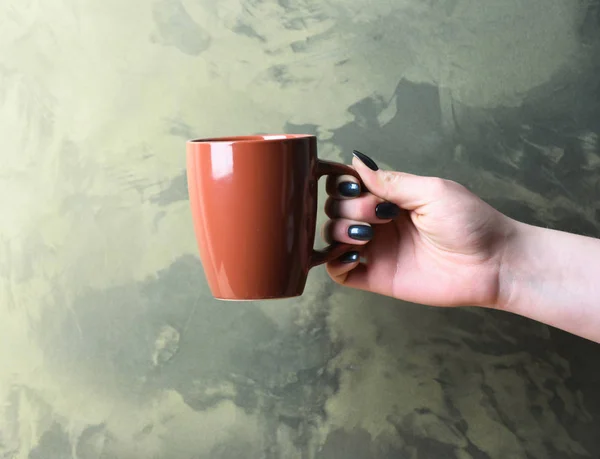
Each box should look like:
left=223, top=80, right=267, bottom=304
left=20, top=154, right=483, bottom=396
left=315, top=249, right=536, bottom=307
left=339, top=251, right=359, bottom=263
left=375, top=202, right=400, bottom=219
left=338, top=181, right=361, bottom=198
left=348, top=224, right=373, bottom=241
left=352, top=150, right=379, bottom=171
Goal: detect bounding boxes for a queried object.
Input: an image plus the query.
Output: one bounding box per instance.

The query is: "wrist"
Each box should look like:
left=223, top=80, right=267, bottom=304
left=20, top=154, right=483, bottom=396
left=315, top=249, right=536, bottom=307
left=491, top=217, right=600, bottom=343
left=493, top=218, right=534, bottom=312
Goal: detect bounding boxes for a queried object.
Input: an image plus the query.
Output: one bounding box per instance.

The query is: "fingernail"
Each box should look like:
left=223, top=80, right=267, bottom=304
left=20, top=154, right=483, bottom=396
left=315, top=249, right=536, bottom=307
left=339, top=251, right=359, bottom=263
left=375, top=202, right=400, bottom=219
left=352, top=150, right=379, bottom=171
left=348, top=224, right=373, bottom=241
left=338, top=181, right=361, bottom=198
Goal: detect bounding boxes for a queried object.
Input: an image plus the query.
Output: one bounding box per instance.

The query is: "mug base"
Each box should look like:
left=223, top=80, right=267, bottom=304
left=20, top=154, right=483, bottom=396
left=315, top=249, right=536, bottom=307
left=214, top=294, right=302, bottom=302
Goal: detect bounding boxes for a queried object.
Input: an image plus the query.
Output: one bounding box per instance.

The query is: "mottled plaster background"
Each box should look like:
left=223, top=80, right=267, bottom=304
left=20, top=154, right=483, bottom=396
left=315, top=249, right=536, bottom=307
left=1, top=0, right=600, bottom=458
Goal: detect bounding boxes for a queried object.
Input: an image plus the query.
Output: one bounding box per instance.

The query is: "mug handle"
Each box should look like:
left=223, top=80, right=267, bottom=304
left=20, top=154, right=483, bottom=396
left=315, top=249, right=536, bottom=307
left=310, top=159, right=364, bottom=268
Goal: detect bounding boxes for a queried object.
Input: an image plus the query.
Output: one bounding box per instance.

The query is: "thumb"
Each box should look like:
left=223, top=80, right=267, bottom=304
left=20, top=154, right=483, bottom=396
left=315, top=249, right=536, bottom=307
left=352, top=150, right=448, bottom=210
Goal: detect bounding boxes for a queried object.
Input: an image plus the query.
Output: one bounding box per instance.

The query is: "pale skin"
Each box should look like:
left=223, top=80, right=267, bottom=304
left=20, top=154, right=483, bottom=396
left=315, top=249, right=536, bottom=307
left=324, top=152, right=600, bottom=344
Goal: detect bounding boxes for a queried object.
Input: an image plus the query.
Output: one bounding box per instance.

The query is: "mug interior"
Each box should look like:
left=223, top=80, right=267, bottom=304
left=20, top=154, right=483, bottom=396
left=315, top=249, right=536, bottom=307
left=188, top=134, right=314, bottom=143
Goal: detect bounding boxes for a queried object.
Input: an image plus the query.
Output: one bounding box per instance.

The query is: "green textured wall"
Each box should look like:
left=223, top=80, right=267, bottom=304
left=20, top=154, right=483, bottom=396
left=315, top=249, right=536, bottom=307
left=1, top=0, right=599, bottom=458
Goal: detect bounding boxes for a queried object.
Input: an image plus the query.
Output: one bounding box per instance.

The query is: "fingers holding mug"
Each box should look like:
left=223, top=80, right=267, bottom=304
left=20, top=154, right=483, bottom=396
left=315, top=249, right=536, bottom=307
left=326, top=174, right=362, bottom=199
left=322, top=219, right=374, bottom=245
left=325, top=192, right=401, bottom=223
left=326, top=249, right=362, bottom=284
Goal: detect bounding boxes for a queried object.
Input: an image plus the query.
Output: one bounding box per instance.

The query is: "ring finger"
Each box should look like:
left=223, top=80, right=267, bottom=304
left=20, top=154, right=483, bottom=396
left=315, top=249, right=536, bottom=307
left=322, top=218, right=374, bottom=245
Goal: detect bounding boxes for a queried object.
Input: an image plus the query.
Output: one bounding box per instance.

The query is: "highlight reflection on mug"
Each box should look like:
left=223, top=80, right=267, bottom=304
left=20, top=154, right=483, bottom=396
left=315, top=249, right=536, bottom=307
left=210, top=144, right=234, bottom=180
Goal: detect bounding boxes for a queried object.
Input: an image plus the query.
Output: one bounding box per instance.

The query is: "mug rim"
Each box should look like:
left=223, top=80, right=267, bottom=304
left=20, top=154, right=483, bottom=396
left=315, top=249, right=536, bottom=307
left=187, top=134, right=315, bottom=144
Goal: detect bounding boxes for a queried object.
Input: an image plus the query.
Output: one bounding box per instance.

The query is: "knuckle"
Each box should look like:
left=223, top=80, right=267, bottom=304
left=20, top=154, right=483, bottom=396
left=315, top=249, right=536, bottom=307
left=380, top=171, right=402, bottom=197
left=426, top=177, right=450, bottom=195
left=447, top=179, right=466, bottom=193
left=337, top=198, right=370, bottom=221
left=435, top=178, right=466, bottom=196
left=359, top=198, right=376, bottom=219
left=381, top=171, right=400, bottom=187
left=341, top=198, right=373, bottom=221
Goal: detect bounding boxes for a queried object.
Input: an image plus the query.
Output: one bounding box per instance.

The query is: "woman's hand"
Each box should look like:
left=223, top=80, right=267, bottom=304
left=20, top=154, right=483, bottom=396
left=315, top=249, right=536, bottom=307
left=325, top=150, right=600, bottom=343
left=324, top=151, right=515, bottom=308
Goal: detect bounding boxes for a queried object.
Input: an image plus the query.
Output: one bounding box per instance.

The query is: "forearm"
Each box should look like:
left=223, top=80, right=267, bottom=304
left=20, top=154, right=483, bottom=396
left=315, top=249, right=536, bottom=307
left=497, top=221, right=600, bottom=343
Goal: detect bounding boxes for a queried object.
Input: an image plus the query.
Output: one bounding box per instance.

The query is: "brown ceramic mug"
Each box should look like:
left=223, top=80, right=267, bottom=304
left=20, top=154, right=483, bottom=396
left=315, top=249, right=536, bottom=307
left=186, top=134, right=361, bottom=301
